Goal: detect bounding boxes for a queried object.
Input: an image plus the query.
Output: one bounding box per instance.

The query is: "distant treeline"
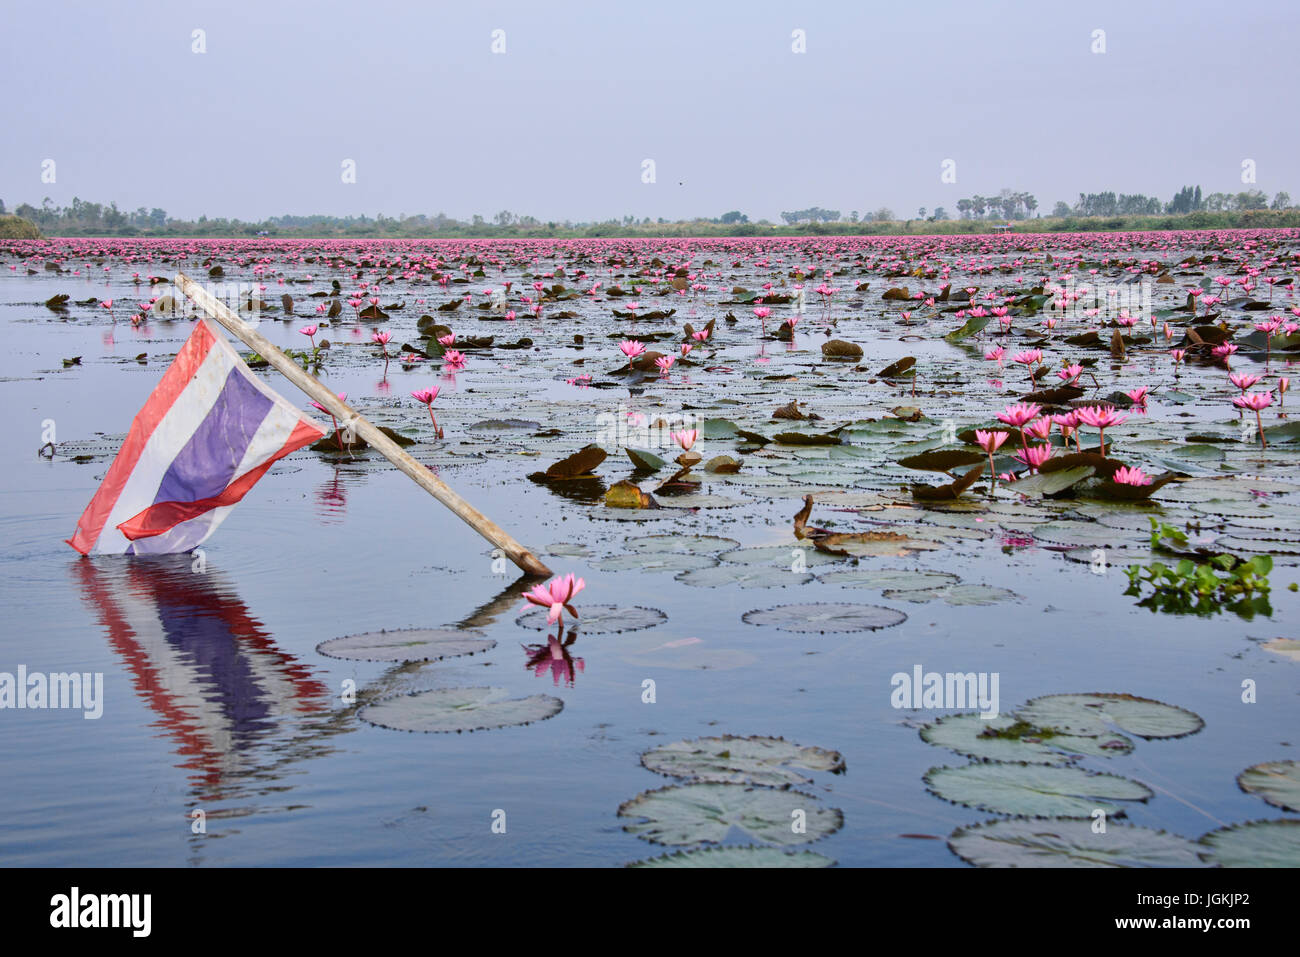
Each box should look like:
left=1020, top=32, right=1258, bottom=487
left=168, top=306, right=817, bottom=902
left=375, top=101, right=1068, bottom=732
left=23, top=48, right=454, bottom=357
left=3, top=188, right=1299, bottom=240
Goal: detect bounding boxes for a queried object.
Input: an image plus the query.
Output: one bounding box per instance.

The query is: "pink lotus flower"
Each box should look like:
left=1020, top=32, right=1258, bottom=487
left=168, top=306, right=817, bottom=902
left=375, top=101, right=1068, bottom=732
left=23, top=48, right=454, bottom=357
left=412, top=387, right=443, bottom=437
left=680, top=343, right=693, bottom=357
left=984, top=346, right=1006, bottom=369
left=996, top=402, right=1042, bottom=428
left=522, top=573, right=586, bottom=627
left=1234, top=391, right=1274, bottom=448
left=975, top=430, right=1009, bottom=454
left=691, top=329, right=711, bottom=342
left=1024, top=417, right=1053, bottom=440
left=619, top=339, right=646, bottom=359
left=310, top=391, right=346, bottom=414
left=1125, top=387, right=1150, bottom=408
left=670, top=429, right=698, bottom=451
left=1229, top=372, right=1262, bottom=392
left=299, top=325, right=319, bottom=348
left=1012, top=349, right=1043, bottom=367
left=1057, top=364, right=1083, bottom=384
left=655, top=355, right=675, bottom=374
left=1233, top=391, right=1273, bottom=412
left=1074, top=404, right=1128, bottom=456
left=1170, top=348, right=1186, bottom=365
left=1112, top=466, right=1152, bottom=486
left=1014, top=443, right=1054, bottom=472
left=438, top=333, right=455, bottom=346
left=1212, top=343, right=1239, bottom=360
left=443, top=349, right=466, bottom=367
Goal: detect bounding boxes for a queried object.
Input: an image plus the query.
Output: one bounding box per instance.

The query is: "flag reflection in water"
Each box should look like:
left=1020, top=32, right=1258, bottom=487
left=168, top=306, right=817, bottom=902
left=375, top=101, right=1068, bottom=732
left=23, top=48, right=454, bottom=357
left=74, top=557, right=334, bottom=803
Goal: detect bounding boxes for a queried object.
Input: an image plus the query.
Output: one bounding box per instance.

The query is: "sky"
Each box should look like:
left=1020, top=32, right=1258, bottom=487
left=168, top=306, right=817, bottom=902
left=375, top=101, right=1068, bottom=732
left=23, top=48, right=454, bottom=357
left=3, top=0, right=1297, bottom=223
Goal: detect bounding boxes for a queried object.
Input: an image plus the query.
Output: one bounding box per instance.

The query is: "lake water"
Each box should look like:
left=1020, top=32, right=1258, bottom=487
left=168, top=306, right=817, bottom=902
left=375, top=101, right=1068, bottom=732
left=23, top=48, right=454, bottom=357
left=2, top=235, right=1296, bottom=867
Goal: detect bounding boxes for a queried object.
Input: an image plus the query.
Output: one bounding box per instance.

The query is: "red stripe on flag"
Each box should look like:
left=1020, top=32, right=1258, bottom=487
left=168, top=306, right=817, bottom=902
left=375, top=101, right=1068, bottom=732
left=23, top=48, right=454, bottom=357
left=66, top=321, right=218, bottom=554
left=115, top=418, right=325, bottom=542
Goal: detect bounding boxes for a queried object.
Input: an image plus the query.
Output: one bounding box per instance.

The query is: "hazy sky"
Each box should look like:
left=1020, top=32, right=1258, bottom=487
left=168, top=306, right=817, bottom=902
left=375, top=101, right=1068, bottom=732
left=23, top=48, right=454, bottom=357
left=5, top=0, right=1297, bottom=223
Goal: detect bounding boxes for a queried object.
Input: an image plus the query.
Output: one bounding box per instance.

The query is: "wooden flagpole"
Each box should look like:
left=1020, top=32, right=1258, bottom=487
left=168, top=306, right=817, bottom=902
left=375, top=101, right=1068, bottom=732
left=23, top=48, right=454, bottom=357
left=173, top=271, right=553, bottom=578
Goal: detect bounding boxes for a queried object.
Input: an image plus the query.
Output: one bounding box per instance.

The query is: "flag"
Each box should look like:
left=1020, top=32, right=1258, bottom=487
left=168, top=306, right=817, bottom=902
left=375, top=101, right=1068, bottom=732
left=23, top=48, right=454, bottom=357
left=67, top=318, right=327, bottom=555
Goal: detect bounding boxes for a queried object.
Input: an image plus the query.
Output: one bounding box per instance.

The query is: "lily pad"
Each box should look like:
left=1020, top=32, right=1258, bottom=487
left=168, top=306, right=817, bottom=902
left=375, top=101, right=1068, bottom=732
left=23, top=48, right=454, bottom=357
left=358, top=687, right=563, bottom=733
left=882, top=583, right=1018, bottom=606
left=924, top=763, right=1153, bottom=818
left=1198, top=820, right=1300, bottom=867
left=1237, top=760, right=1300, bottom=812
left=618, top=783, right=842, bottom=846
left=628, top=846, right=835, bottom=868
left=677, top=565, right=815, bottom=589
left=818, top=567, right=960, bottom=590
left=624, top=533, right=740, bottom=555
left=1016, top=693, right=1204, bottom=740
left=316, top=628, right=495, bottom=663
left=594, top=552, right=716, bottom=573
left=949, top=818, right=1206, bottom=868
left=920, top=713, right=1133, bottom=764
left=641, top=735, right=845, bottom=786
left=742, top=602, right=907, bottom=633
left=515, top=603, right=667, bottom=634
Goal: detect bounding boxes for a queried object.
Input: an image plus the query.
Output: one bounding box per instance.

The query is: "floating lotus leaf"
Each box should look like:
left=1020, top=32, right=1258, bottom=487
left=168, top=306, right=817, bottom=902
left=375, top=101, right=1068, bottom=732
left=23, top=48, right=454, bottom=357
left=818, top=567, right=960, bottom=590
left=821, top=339, right=863, bottom=359
left=877, top=356, right=917, bottom=378
left=316, top=628, right=495, bottom=663
left=945, top=315, right=991, bottom=340
left=618, top=783, right=842, bottom=846
left=898, top=449, right=984, bottom=472
left=742, top=602, right=907, bottom=633
left=628, top=846, right=834, bottom=868
left=920, top=713, right=1132, bottom=764
left=626, top=447, right=666, bottom=471
left=594, top=552, right=716, bottom=573
left=677, top=565, right=815, bottom=588
left=1031, top=520, right=1130, bottom=547
left=359, top=687, right=562, bottom=733
left=655, top=493, right=746, bottom=509
left=605, top=480, right=656, bottom=509
left=720, top=544, right=840, bottom=566
left=1005, top=466, right=1095, bottom=498
left=514, top=603, right=667, bottom=634
left=537, top=444, right=607, bottom=479
left=949, top=818, right=1206, bottom=868
left=1198, top=820, right=1300, bottom=867
left=924, top=763, right=1152, bottom=818
left=882, top=584, right=1019, bottom=606
left=1016, top=693, right=1204, bottom=740
left=624, top=533, right=740, bottom=555
left=641, top=735, right=845, bottom=786
left=543, top=542, right=591, bottom=557
left=1237, top=760, right=1300, bottom=812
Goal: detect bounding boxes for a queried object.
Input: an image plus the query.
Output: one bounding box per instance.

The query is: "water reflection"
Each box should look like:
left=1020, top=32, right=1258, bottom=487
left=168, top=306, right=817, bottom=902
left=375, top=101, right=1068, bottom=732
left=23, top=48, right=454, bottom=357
left=315, top=467, right=349, bottom=524
left=522, top=632, right=584, bottom=687
left=74, top=557, right=335, bottom=805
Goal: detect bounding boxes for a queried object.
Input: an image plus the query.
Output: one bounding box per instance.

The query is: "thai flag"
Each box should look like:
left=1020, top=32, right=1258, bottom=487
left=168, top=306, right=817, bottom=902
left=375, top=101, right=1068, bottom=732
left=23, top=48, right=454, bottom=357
left=67, top=318, right=327, bottom=555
